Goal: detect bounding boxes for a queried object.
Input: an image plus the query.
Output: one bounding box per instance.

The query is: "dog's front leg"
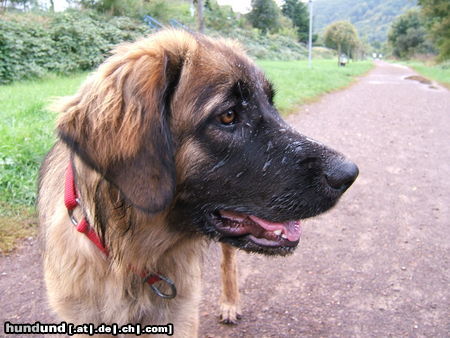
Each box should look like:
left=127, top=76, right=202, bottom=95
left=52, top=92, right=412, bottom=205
left=219, top=243, right=241, bottom=324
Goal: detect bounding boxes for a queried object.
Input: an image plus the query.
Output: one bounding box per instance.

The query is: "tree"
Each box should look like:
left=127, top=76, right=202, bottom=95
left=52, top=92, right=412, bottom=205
left=281, top=0, right=309, bottom=42
left=1, top=0, right=37, bottom=11
left=418, top=0, right=450, bottom=60
left=388, top=9, right=434, bottom=59
left=248, top=0, right=281, bottom=35
left=323, top=21, right=360, bottom=59
left=204, top=0, right=243, bottom=33
left=196, top=0, right=205, bottom=33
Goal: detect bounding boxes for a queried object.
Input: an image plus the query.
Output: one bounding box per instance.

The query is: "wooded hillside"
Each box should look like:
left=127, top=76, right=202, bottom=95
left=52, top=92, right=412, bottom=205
left=314, top=0, right=417, bottom=46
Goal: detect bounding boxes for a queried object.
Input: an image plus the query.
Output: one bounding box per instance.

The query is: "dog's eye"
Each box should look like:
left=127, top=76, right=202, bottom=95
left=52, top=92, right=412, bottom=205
left=218, top=110, right=237, bottom=125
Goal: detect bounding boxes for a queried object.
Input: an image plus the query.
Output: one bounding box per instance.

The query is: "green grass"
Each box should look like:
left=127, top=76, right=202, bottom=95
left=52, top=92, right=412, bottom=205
left=0, top=73, right=88, bottom=207
left=258, top=60, right=374, bottom=114
left=400, top=61, right=450, bottom=88
left=0, top=60, right=373, bottom=252
left=0, top=73, right=87, bottom=252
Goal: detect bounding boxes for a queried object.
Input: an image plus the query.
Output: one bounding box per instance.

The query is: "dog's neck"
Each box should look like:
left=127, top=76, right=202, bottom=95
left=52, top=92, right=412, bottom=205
left=71, top=155, right=205, bottom=279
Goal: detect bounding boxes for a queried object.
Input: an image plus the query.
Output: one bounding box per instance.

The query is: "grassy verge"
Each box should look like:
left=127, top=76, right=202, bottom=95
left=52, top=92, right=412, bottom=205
left=0, top=202, right=37, bottom=253
left=0, top=59, right=373, bottom=253
left=259, top=60, right=374, bottom=114
left=0, top=73, right=87, bottom=253
left=400, top=61, right=450, bottom=88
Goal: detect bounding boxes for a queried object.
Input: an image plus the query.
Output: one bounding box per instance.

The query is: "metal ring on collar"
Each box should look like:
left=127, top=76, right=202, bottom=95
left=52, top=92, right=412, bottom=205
left=68, top=209, right=78, bottom=226
left=68, top=198, right=81, bottom=226
left=146, top=273, right=177, bottom=299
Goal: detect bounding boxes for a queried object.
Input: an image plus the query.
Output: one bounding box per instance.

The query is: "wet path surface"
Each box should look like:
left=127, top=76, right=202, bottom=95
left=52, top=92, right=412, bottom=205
left=199, top=61, right=450, bottom=337
left=1, top=62, right=449, bottom=337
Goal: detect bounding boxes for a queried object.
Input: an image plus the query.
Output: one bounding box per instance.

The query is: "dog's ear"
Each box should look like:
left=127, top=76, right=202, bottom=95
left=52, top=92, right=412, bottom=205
left=56, top=41, right=186, bottom=213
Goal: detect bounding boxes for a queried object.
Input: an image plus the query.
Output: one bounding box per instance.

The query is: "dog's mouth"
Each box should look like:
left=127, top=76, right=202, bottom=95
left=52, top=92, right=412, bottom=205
left=210, top=210, right=302, bottom=249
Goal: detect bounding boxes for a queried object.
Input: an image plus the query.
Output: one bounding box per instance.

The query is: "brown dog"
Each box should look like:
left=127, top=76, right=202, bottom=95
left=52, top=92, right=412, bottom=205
left=39, top=29, right=358, bottom=336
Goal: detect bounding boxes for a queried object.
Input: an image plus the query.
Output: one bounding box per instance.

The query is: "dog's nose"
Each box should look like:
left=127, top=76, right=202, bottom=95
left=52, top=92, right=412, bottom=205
left=325, top=159, right=359, bottom=192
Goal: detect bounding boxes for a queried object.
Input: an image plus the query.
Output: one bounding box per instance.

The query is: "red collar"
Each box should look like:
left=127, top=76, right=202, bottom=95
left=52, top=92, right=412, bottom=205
left=64, top=162, right=109, bottom=256
left=64, top=162, right=176, bottom=298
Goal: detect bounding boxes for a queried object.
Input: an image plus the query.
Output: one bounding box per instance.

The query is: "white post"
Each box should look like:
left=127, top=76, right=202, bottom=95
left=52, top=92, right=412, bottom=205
left=308, top=0, right=313, bottom=68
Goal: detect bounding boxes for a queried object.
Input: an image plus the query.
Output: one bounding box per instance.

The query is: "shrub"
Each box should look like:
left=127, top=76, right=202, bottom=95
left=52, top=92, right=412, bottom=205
left=0, top=17, right=55, bottom=83
left=211, top=28, right=307, bottom=61
left=142, top=0, right=195, bottom=26
left=0, top=8, right=313, bottom=84
left=0, top=11, right=152, bottom=84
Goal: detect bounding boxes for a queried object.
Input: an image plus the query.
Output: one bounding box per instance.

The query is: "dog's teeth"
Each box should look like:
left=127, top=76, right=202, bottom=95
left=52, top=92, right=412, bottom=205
left=273, top=230, right=282, bottom=236
left=281, top=234, right=288, bottom=239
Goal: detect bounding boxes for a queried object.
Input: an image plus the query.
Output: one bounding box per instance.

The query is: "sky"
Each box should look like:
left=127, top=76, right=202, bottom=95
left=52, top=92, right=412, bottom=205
left=217, top=0, right=252, bottom=13
left=53, top=0, right=68, bottom=12
left=217, top=0, right=286, bottom=14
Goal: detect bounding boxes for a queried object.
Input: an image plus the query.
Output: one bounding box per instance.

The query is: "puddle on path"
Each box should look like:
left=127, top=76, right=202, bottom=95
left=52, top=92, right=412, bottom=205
left=404, top=75, right=444, bottom=91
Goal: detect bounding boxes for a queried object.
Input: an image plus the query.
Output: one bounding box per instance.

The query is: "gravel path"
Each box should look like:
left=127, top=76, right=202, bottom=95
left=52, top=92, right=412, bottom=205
left=1, top=61, right=449, bottom=337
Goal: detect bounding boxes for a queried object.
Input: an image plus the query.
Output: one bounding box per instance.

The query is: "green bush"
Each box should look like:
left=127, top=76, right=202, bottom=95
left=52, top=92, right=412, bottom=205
left=437, top=60, right=450, bottom=70
left=0, top=8, right=314, bottom=84
left=0, top=17, right=53, bottom=83
left=211, top=28, right=308, bottom=61
left=142, top=0, right=195, bottom=26
left=0, top=11, right=152, bottom=84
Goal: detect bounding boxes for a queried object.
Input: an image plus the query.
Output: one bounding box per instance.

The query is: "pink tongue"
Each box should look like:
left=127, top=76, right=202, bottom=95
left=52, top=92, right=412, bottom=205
left=249, top=215, right=301, bottom=242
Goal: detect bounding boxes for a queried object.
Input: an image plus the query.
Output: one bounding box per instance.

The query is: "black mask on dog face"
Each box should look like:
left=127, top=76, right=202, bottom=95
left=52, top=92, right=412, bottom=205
left=169, top=72, right=358, bottom=255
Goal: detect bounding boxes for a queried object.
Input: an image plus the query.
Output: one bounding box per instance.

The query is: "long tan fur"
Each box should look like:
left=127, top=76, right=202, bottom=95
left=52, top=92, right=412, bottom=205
left=39, top=30, right=251, bottom=337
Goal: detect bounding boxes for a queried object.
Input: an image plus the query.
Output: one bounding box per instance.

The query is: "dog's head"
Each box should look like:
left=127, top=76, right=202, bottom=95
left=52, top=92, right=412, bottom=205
left=57, top=30, right=358, bottom=256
